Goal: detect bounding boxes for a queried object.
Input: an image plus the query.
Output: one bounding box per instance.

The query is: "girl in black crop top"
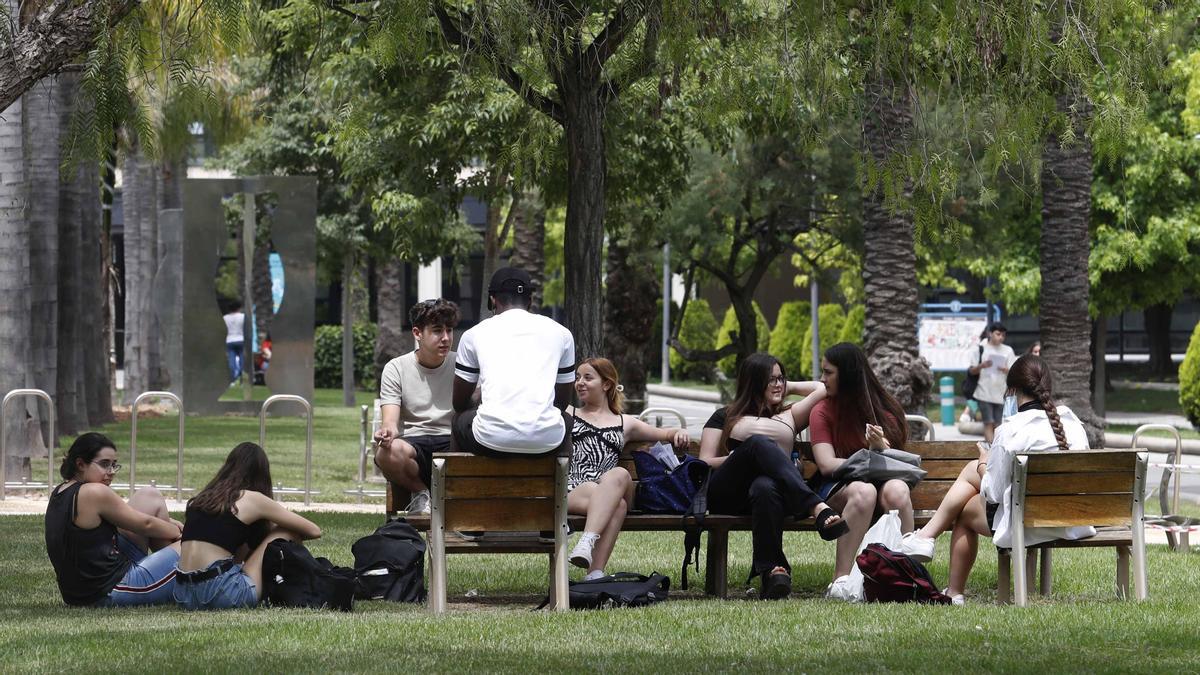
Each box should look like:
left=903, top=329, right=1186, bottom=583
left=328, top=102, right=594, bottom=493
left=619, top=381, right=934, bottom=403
left=174, top=442, right=322, bottom=610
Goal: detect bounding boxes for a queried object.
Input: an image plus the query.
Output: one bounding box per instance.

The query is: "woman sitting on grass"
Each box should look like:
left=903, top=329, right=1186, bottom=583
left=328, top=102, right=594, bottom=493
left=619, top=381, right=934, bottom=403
left=808, top=342, right=913, bottom=598
left=45, top=432, right=184, bottom=607
left=566, top=357, right=690, bottom=580
left=174, top=442, right=322, bottom=610
left=898, top=354, right=1094, bottom=604
left=699, top=353, right=848, bottom=600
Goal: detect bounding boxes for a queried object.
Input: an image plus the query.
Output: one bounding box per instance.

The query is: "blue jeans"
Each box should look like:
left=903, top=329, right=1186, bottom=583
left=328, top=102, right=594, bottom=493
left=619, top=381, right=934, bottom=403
left=173, top=558, right=258, bottom=610
left=95, top=535, right=179, bottom=607
left=226, top=342, right=244, bottom=381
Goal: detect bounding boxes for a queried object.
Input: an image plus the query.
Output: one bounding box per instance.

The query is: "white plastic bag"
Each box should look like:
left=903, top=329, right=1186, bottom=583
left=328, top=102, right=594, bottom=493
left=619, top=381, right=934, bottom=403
left=827, top=509, right=903, bottom=602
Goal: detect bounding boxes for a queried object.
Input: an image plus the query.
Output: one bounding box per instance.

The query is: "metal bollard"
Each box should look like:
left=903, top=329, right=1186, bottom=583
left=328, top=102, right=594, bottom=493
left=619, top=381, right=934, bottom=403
left=259, top=394, right=315, bottom=506
left=940, top=376, right=955, bottom=426
left=0, top=389, right=55, bottom=500
left=128, top=391, right=186, bottom=500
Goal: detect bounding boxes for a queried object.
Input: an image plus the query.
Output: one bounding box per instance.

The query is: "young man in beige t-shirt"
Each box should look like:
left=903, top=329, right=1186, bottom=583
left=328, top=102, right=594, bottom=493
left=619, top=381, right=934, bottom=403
left=373, top=299, right=460, bottom=514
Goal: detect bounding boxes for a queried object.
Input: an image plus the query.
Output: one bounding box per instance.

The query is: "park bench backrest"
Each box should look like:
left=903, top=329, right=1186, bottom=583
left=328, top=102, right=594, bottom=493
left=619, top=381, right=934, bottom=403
left=1013, top=449, right=1144, bottom=528
left=430, top=453, right=565, bottom=532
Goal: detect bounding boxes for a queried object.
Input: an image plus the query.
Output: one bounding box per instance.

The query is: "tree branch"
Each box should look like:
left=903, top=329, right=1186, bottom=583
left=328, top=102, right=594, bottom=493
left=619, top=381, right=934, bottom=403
left=433, top=4, right=566, bottom=125
left=600, top=0, right=659, bottom=104
left=586, top=0, right=649, bottom=70
left=324, top=1, right=369, bottom=22
left=668, top=337, right=739, bottom=363
left=0, top=0, right=139, bottom=112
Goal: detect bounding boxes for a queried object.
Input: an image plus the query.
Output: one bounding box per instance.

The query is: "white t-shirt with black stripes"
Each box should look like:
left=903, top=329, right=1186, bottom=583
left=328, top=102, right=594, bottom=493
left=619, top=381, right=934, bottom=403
left=454, top=308, right=576, bottom=453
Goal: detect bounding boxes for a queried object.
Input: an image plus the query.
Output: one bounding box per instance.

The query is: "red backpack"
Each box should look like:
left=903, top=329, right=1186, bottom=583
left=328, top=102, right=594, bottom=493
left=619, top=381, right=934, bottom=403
left=856, top=543, right=952, bottom=604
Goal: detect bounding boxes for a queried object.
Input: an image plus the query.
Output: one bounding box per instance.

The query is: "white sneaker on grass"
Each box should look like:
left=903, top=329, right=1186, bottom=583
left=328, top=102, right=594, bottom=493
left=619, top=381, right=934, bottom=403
left=569, top=532, right=600, bottom=569
left=943, top=588, right=965, bottom=605
left=899, top=531, right=935, bottom=562
left=404, top=490, right=431, bottom=515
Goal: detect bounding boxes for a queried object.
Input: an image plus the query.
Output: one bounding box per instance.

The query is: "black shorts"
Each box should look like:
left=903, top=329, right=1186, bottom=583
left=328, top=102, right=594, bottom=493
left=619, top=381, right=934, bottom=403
left=986, top=501, right=999, bottom=535
left=451, top=409, right=571, bottom=458
left=374, top=435, right=450, bottom=489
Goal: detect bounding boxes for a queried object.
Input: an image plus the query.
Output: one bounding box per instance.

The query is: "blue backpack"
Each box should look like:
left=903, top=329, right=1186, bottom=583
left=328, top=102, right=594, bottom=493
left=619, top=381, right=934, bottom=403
left=632, top=451, right=710, bottom=514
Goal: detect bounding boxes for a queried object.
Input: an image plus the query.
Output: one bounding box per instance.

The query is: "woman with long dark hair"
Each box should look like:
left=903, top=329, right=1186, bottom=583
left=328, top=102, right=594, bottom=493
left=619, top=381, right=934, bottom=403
left=45, top=432, right=184, bottom=606
left=565, top=357, right=689, bottom=579
left=808, top=342, right=913, bottom=593
left=897, top=354, right=1092, bottom=604
left=699, top=352, right=848, bottom=600
left=173, top=442, right=322, bottom=610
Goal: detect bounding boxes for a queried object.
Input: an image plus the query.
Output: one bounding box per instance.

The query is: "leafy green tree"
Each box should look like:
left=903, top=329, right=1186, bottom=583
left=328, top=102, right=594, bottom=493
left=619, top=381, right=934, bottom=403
left=716, top=303, right=770, bottom=377
left=1180, top=320, right=1200, bottom=428
left=669, top=298, right=719, bottom=383
left=838, top=305, right=865, bottom=346
left=769, top=301, right=811, bottom=380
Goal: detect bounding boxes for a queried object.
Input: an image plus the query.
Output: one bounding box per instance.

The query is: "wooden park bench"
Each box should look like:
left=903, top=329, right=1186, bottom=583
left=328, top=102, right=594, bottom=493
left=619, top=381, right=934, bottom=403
left=997, top=449, right=1148, bottom=606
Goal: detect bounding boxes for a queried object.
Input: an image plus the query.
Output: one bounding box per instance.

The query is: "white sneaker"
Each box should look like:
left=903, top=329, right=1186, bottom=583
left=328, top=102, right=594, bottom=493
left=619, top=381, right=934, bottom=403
left=569, top=533, right=599, bottom=569
left=404, top=490, right=431, bottom=515
left=825, top=574, right=861, bottom=602
left=943, top=588, right=965, bottom=605
left=899, top=532, right=935, bottom=562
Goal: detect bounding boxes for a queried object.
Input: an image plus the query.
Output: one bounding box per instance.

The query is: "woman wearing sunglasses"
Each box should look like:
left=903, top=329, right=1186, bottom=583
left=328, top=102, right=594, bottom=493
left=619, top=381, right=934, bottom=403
left=45, top=432, right=184, bottom=606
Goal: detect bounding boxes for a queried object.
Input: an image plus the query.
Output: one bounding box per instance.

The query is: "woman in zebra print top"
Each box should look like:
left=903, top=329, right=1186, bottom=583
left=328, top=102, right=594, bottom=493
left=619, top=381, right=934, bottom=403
left=565, top=357, right=689, bottom=580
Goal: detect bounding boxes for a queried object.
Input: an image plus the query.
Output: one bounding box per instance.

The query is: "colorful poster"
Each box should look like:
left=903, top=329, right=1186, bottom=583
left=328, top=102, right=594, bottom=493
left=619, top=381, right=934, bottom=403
left=918, top=316, right=987, bottom=370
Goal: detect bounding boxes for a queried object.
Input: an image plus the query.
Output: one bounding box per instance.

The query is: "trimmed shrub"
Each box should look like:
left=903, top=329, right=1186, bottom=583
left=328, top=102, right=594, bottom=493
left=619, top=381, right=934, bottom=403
left=1180, top=320, right=1200, bottom=428
left=315, top=322, right=379, bottom=389
left=769, top=301, right=811, bottom=379
left=669, top=298, right=720, bottom=382
left=838, top=305, right=866, bottom=346
left=799, top=304, right=846, bottom=378
left=716, top=302, right=771, bottom=377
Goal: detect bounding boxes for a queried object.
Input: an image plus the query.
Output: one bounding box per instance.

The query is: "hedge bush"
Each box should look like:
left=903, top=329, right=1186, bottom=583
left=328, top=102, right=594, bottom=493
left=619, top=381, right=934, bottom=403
left=838, top=305, right=866, bottom=346
left=799, top=304, right=846, bottom=378
left=315, top=322, right=379, bottom=389
left=669, top=298, right=720, bottom=382
left=1180, top=320, right=1200, bottom=428
left=769, top=301, right=811, bottom=379
left=716, top=302, right=771, bottom=377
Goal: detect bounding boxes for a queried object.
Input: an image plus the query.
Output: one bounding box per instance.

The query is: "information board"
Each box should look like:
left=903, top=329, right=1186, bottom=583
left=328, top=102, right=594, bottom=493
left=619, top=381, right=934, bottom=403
left=918, top=316, right=987, bottom=371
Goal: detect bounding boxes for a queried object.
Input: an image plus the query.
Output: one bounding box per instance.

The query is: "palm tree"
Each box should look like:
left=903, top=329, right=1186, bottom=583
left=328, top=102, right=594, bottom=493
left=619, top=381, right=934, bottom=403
left=860, top=72, right=934, bottom=414
left=25, top=75, right=61, bottom=422
left=0, top=65, right=32, bottom=478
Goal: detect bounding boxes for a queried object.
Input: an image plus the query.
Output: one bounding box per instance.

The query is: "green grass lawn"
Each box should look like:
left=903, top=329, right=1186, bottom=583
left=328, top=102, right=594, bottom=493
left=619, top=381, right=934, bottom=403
left=1109, top=425, right=1199, bottom=440
left=2, top=512, right=1198, bottom=672
left=1104, top=387, right=1183, bottom=415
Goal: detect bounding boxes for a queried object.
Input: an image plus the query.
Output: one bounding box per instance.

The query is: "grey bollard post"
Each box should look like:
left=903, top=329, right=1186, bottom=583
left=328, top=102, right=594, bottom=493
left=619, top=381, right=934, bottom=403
left=259, top=395, right=315, bottom=506
left=0, top=389, right=55, bottom=500
left=130, top=391, right=186, bottom=500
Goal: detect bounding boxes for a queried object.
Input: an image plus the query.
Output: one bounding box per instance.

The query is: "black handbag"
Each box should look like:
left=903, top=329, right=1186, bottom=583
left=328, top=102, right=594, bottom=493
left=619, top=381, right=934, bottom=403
left=538, top=572, right=670, bottom=610
left=262, top=540, right=356, bottom=611
left=961, top=345, right=983, bottom=400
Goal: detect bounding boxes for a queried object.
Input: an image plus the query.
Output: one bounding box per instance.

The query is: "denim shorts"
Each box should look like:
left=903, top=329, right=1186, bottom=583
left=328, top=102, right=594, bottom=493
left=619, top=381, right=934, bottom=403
left=95, top=535, right=180, bottom=607
left=978, top=400, right=1004, bottom=424
left=173, top=558, right=258, bottom=610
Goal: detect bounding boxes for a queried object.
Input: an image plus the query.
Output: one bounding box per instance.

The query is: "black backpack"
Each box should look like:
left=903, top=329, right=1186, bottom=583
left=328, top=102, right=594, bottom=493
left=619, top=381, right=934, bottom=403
left=538, top=572, right=671, bottom=610
left=351, top=520, right=427, bottom=602
left=961, top=344, right=983, bottom=400
left=262, top=540, right=356, bottom=611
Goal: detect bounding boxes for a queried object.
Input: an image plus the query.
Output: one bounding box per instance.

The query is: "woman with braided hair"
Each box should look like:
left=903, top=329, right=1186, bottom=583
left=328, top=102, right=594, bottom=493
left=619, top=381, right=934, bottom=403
left=897, top=354, right=1095, bottom=604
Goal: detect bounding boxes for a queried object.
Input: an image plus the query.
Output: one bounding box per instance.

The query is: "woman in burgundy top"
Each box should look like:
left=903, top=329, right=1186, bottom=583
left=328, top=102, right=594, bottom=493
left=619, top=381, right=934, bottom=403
left=808, top=342, right=913, bottom=591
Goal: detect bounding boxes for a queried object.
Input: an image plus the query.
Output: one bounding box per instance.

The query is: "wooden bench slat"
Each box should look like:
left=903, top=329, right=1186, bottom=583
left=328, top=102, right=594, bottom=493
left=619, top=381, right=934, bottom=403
left=445, top=477, right=556, bottom=499
left=435, top=453, right=559, bottom=478
left=911, top=480, right=955, bottom=510
left=922, top=459, right=972, bottom=479
left=1024, top=494, right=1132, bottom=527
left=1025, top=472, right=1132, bottom=496
left=908, top=441, right=981, bottom=459
left=1024, top=451, right=1136, bottom=474
left=443, top=499, right=555, bottom=531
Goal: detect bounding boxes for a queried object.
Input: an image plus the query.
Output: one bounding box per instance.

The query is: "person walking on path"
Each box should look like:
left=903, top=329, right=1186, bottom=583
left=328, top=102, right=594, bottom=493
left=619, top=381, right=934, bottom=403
left=969, top=322, right=1016, bottom=443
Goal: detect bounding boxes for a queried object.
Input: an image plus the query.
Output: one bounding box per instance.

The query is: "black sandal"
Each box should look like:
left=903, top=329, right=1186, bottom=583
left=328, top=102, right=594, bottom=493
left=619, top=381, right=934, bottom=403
left=815, top=507, right=849, bottom=541
left=760, top=570, right=792, bottom=600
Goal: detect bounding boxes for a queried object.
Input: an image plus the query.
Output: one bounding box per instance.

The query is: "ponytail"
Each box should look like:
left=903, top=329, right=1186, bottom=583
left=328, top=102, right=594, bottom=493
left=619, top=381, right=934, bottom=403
left=1035, top=383, right=1070, bottom=452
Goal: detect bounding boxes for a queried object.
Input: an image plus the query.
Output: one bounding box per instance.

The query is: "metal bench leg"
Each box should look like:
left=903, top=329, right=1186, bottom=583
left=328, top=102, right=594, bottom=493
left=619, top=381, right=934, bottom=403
left=1115, top=546, right=1130, bottom=600
left=704, top=529, right=729, bottom=598
left=553, top=457, right=570, bottom=610
left=997, top=551, right=1011, bottom=604
left=1024, top=549, right=1039, bottom=594
left=1039, top=549, right=1052, bottom=596
left=429, top=461, right=447, bottom=614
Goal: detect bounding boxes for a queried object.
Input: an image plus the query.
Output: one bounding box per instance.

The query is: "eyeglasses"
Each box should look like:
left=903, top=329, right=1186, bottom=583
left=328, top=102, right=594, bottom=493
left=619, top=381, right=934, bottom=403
left=92, top=460, right=122, bottom=473
left=768, top=376, right=786, bottom=385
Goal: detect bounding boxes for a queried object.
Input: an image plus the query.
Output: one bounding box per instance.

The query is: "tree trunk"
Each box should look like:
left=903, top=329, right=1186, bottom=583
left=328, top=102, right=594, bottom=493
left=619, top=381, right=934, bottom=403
left=0, top=72, right=34, bottom=479
left=1040, top=85, right=1103, bottom=445
left=562, top=84, right=606, bottom=359
left=478, top=174, right=511, bottom=321
left=509, top=188, right=546, bottom=311
left=1144, top=303, right=1173, bottom=377
left=601, top=239, right=658, bottom=415
left=252, top=223, right=273, bottom=342
left=342, top=249, right=356, bottom=406
left=374, top=257, right=411, bottom=381
left=121, top=140, right=159, bottom=402
left=81, top=148, right=112, bottom=426
left=26, top=75, right=59, bottom=423
left=860, top=72, right=933, bottom=413
left=54, top=72, right=88, bottom=435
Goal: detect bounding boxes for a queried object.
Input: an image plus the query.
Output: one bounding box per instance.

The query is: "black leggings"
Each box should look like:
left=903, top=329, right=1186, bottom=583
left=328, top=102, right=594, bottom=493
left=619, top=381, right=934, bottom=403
left=706, top=434, right=823, bottom=578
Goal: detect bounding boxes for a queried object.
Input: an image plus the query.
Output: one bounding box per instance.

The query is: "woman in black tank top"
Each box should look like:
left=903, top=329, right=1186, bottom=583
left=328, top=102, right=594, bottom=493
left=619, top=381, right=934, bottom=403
left=174, top=442, right=321, bottom=610
left=45, top=433, right=184, bottom=606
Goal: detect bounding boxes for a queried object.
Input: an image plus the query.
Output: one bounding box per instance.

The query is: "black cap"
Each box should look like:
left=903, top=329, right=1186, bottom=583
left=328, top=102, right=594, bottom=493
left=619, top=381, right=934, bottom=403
left=488, top=267, right=532, bottom=295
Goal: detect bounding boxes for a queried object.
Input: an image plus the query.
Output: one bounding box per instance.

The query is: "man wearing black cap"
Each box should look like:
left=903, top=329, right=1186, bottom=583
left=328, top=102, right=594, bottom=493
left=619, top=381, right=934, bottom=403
left=451, top=267, right=575, bottom=457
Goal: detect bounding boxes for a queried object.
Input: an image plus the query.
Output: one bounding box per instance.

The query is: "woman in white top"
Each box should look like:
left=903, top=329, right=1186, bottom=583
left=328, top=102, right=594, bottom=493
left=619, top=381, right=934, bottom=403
left=898, top=354, right=1093, bottom=603
left=699, top=353, right=848, bottom=600
left=565, top=357, right=689, bottom=580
